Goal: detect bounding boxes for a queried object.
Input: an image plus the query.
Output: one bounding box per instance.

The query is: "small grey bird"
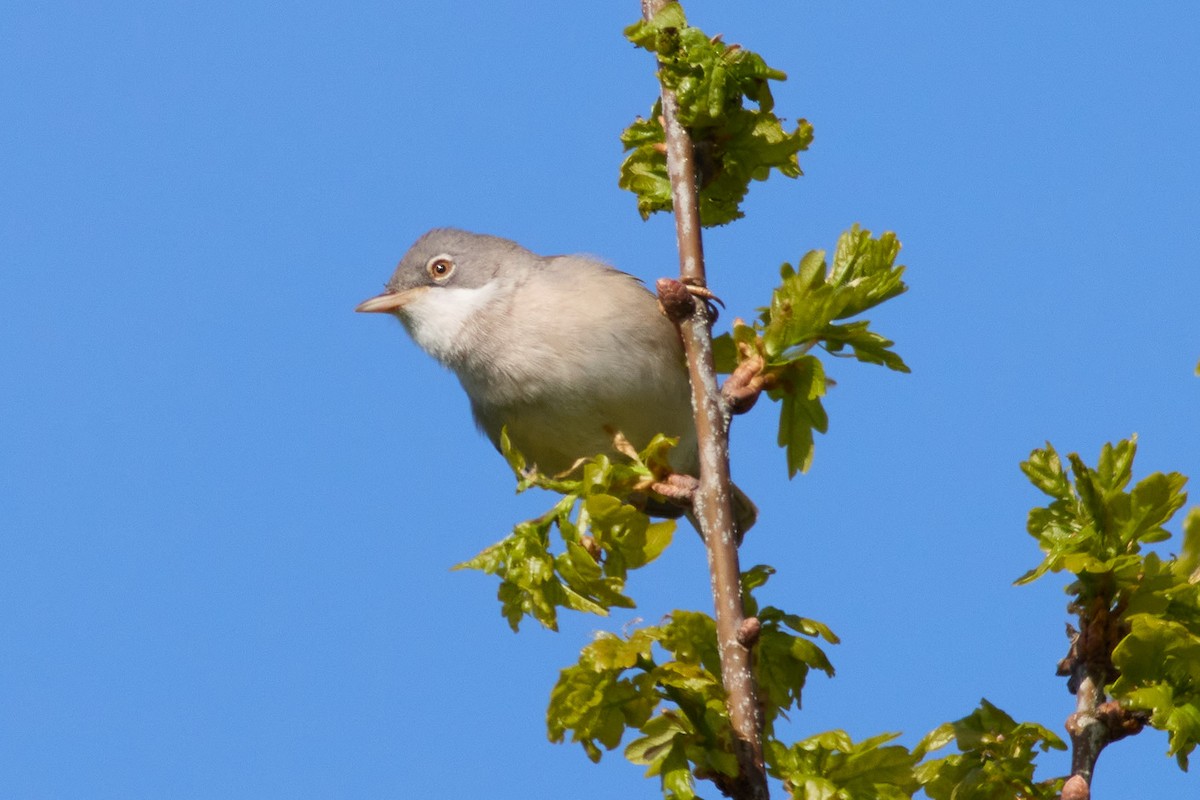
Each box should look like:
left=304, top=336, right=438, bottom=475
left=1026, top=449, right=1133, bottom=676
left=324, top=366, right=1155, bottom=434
left=356, top=228, right=752, bottom=527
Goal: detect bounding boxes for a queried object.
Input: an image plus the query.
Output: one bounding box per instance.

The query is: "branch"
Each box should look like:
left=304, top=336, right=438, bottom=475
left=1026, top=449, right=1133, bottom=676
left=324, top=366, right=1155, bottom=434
left=1058, top=597, right=1149, bottom=798
left=642, top=1, right=768, bottom=798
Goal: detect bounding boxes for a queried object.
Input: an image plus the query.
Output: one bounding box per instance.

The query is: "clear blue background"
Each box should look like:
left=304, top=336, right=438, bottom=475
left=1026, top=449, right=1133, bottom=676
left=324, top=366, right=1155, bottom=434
left=3, top=1, right=1197, bottom=797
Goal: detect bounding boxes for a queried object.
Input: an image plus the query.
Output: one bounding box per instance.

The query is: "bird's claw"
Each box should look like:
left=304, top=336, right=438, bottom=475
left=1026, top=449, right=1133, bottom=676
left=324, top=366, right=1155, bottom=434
left=680, top=280, right=724, bottom=308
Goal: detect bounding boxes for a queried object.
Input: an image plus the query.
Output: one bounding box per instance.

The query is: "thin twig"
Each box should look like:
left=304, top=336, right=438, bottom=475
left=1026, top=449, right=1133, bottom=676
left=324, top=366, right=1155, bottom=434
left=1066, top=669, right=1107, bottom=788
left=641, top=2, right=768, bottom=798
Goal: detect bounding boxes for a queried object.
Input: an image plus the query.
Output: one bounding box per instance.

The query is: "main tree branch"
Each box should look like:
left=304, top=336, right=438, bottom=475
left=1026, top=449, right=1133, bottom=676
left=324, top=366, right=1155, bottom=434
left=642, top=2, right=769, bottom=798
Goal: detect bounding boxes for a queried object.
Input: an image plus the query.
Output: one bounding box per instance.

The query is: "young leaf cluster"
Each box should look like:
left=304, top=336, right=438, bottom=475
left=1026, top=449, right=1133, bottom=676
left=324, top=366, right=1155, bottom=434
left=741, top=566, right=838, bottom=736
left=915, top=700, right=1066, bottom=800
left=713, top=225, right=909, bottom=476
left=620, top=2, right=813, bottom=226
left=454, top=431, right=676, bottom=631
left=758, top=698, right=1069, bottom=800
left=1017, top=436, right=1187, bottom=588
left=1019, top=436, right=1200, bottom=768
left=547, top=566, right=836, bottom=800
left=1108, top=506, right=1200, bottom=768
left=761, top=698, right=1067, bottom=800
left=766, top=731, right=918, bottom=800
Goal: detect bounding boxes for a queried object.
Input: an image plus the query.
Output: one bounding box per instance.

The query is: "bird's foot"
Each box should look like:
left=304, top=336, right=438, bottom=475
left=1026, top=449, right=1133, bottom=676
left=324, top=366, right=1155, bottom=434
left=655, top=278, right=723, bottom=323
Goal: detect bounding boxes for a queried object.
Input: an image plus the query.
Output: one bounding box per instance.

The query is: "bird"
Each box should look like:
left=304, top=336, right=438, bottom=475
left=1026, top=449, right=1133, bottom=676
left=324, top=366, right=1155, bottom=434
left=356, top=228, right=752, bottom=528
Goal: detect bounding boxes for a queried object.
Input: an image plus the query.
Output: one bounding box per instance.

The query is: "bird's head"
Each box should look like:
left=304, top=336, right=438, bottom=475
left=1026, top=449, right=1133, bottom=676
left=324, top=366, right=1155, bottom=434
left=355, top=228, right=533, bottom=365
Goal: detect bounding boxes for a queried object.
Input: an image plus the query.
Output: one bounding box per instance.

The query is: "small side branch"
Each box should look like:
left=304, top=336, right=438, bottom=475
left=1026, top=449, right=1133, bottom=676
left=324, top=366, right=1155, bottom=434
left=642, top=2, right=768, bottom=798
left=1057, top=599, right=1148, bottom=797
left=1063, top=674, right=1148, bottom=791
left=721, top=355, right=768, bottom=415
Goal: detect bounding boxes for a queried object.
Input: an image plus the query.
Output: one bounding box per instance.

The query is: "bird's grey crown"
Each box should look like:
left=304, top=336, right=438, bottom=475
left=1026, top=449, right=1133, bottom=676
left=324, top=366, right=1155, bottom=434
left=386, top=228, right=540, bottom=293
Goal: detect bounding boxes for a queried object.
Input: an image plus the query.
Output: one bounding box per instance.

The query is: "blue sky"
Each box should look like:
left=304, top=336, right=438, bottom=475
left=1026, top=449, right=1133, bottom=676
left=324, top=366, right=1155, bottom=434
left=2, top=1, right=1197, bottom=797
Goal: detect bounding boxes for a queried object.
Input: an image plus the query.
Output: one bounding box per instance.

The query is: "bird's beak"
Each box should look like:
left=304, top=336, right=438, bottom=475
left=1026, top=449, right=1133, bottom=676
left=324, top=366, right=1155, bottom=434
left=355, top=287, right=423, bottom=314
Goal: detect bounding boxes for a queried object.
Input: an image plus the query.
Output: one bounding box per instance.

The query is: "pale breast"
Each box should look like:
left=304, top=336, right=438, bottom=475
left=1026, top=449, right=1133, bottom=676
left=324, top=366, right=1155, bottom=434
left=458, top=256, right=698, bottom=475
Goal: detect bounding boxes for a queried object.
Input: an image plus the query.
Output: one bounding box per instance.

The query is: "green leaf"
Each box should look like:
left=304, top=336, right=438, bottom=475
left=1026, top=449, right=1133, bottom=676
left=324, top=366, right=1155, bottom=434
left=642, top=521, right=676, bottom=566
left=1125, top=471, right=1189, bottom=546
left=498, top=426, right=527, bottom=477
left=624, top=711, right=690, bottom=766
left=659, top=741, right=699, bottom=800
left=1177, top=507, right=1200, bottom=582
left=762, top=259, right=833, bottom=360
left=770, top=357, right=828, bottom=477
left=1020, top=443, right=1071, bottom=500
left=740, top=563, right=776, bottom=598
left=711, top=332, right=738, bottom=374
left=653, top=660, right=724, bottom=696
left=585, top=493, right=676, bottom=574
left=912, top=723, right=956, bottom=759
left=659, top=610, right=722, bottom=675
left=755, top=619, right=831, bottom=728
left=625, top=714, right=702, bottom=800
left=748, top=602, right=837, bottom=734
left=777, top=612, right=840, bottom=645
left=1096, top=437, right=1137, bottom=494
left=1068, top=452, right=1110, bottom=545
left=556, top=541, right=634, bottom=612
left=821, top=320, right=910, bottom=372
left=915, top=699, right=1065, bottom=800
left=618, top=110, right=673, bottom=221
left=622, top=1, right=688, bottom=49
left=827, top=228, right=907, bottom=317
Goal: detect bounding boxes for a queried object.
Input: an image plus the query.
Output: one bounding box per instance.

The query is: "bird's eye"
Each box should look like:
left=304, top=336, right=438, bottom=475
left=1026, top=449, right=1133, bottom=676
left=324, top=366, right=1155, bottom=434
left=426, top=256, right=455, bottom=281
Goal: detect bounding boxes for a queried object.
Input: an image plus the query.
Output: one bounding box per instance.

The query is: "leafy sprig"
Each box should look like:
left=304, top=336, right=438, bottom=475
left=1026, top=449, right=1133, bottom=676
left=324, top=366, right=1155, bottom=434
left=547, top=567, right=836, bottom=799
left=1019, top=436, right=1200, bottom=769
left=713, top=225, right=909, bottom=476
left=1108, top=505, right=1200, bottom=769
left=454, top=431, right=677, bottom=631
left=1017, top=437, right=1187, bottom=587
left=767, top=731, right=918, bottom=800
left=620, top=2, right=813, bottom=226
left=915, top=700, right=1066, bottom=800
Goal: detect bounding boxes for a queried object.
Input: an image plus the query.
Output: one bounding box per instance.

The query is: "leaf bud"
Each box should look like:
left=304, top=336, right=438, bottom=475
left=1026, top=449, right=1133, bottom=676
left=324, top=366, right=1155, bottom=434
left=1061, top=775, right=1089, bottom=800
left=736, top=616, right=761, bottom=648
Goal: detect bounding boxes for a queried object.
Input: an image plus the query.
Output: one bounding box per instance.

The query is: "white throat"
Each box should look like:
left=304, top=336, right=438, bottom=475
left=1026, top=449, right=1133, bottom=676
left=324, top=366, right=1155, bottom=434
left=400, top=283, right=502, bottom=365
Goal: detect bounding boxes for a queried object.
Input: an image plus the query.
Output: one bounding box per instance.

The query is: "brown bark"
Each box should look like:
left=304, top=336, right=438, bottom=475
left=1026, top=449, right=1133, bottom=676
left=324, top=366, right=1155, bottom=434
left=642, top=2, right=769, bottom=798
